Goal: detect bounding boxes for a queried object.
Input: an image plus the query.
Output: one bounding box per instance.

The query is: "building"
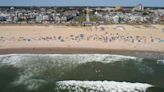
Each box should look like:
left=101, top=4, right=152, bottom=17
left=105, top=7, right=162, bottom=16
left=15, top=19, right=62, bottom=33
left=54, top=16, right=61, bottom=23
left=42, top=15, right=50, bottom=21
left=112, top=15, right=120, bottom=23
left=82, top=21, right=96, bottom=26
left=161, top=15, right=164, bottom=21
left=6, top=16, right=13, bottom=22
left=0, top=16, right=6, bottom=21
left=115, top=6, right=123, bottom=12
left=35, top=15, right=43, bottom=23
left=133, top=4, right=144, bottom=11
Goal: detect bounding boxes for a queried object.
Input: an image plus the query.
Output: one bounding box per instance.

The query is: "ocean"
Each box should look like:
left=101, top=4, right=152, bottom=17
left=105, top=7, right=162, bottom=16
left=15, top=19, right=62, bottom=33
left=0, top=54, right=164, bottom=92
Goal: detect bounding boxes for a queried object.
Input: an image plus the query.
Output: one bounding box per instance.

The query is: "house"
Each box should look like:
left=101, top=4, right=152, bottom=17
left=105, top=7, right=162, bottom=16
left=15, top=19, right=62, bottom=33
left=54, top=16, right=61, bottom=23
left=6, top=16, right=13, bottom=22
left=82, top=21, right=96, bottom=26
left=42, top=15, right=50, bottom=21
left=112, top=15, right=120, bottom=23
left=13, top=16, right=18, bottom=23
left=0, top=16, right=6, bottom=21
left=61, top=15, right=74, bottom=22
left=160, top=14, right=164, bottom=21
left=35, top=15, right=43, bottom=23
left=61, top=16, right=67, bottom=22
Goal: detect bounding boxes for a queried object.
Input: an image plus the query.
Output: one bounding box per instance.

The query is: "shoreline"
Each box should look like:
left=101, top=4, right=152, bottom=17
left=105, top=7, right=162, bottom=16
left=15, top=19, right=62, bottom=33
left=0, top=47, right=164, bottom=59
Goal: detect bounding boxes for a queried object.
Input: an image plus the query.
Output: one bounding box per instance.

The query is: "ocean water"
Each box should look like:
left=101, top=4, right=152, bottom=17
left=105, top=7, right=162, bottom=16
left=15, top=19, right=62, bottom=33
left=0, top=54, right=164, bottom=92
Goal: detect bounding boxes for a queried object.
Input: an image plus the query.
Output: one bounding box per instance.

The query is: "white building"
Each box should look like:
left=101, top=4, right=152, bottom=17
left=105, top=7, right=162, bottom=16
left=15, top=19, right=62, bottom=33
left=133, top=4, right=144, bottom=11
left=113, top=15, right=119, bottom=23
left=36, top=15, right=43, bottom=23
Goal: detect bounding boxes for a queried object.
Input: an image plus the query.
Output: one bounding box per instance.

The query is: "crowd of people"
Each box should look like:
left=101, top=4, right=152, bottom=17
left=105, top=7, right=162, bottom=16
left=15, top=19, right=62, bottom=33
left=0, top=32, right=161, bottom=44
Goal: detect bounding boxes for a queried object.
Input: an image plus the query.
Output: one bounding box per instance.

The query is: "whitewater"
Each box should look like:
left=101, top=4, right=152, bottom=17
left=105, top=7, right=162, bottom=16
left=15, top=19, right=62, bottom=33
left=57, top=81, right=152, bottom=92
left=0, top=54, right=163, bottom=92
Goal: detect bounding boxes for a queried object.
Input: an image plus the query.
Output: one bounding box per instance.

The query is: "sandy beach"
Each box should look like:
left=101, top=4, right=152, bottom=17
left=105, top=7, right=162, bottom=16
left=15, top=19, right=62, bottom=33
left=0, top=24, right=164, bottom=54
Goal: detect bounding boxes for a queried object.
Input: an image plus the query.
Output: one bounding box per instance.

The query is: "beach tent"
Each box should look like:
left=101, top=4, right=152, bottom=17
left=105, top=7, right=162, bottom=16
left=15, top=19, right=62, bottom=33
left=114, top=26, right=125, bottom=30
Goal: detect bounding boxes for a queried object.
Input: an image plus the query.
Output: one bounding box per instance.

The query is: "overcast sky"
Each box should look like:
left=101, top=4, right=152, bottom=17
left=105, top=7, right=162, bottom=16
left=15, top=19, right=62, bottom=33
left=0, top=0, right=163, bottom=7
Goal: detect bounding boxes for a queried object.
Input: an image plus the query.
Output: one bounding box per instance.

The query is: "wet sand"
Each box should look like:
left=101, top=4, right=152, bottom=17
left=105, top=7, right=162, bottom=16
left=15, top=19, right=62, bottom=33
left=0, top=47, right=164, bottom=59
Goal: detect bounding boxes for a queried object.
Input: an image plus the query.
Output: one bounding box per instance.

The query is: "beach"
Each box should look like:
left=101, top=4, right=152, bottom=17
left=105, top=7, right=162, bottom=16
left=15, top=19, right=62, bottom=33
left=0, top=24, right=164, bottom=92
left=0, top=24, right=164, bottom=54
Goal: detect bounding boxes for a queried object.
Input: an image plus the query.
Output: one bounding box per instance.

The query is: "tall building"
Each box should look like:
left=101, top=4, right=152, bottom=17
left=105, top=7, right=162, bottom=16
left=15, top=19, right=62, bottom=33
left=133, top=4, right=144, bottom=11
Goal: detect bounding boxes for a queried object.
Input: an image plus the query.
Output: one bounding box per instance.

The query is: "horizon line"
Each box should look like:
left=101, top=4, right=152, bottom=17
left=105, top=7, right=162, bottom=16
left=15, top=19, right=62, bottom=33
left=0, top=5, right=164, bottom=8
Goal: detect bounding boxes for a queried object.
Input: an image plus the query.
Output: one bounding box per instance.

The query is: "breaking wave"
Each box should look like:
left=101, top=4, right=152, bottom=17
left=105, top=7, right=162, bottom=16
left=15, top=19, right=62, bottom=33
left=56, top=80, right=152, bottom=92
left=157, top=60, right=164, bottom=64
left=0, top=54, right=139, bottom=65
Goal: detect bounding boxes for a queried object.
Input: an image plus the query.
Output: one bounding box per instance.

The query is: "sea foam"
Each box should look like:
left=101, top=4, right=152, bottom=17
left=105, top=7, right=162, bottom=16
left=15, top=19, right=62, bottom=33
left=0, top=54, right=154, bottom=90
left=0, top=54, right=139, bottom=66
left=157, top=60, right=164, bottom=64
left=56, top=80, right=152, bottom=92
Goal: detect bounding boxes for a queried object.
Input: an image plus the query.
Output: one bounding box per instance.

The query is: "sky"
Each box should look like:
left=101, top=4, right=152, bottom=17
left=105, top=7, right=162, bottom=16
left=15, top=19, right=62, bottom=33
left=0, top=0, right=164, bottom=7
